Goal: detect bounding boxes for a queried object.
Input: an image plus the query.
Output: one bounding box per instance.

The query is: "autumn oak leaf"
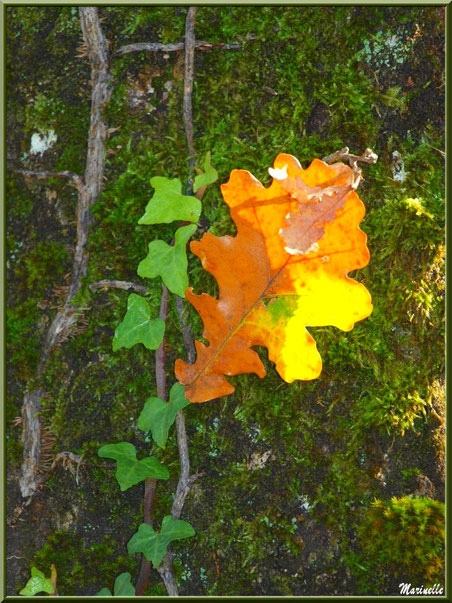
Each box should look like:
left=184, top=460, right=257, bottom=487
left=175, top=153, right=372, bottom=403
left=271, top=160, right=357, bottom=255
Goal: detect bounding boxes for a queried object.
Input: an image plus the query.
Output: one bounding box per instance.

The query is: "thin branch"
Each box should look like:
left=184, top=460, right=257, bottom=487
left=155, top=288, right=204, bottom=597
left=183, top=7, right=197, bottom=187
left=17, top=6, right=112, bottom=499
left=322, top=146, right=378, bottom=168
left=322, top=146, right=378, bottom=188
left=89, top=279, right=148, bottom=294
left=143, top=478, right=158, bottom=524
left=171, top=296, right=202, bottom=518
left=171, top=422, right=201, bottom=519
left=134, top=476, right=158, bottom=596
left=114, top=39, right=240, bottom=57
left=50, top=451, right=84, bottom=470
left=17, top=170, right=84, bottom=191
left=123, top=8, right=203, bottom=596
left=50, top=451, right=84, bottom=485
left=169, top=3, right=201, bottom=521
left=176, top=296, right=196, bottom=364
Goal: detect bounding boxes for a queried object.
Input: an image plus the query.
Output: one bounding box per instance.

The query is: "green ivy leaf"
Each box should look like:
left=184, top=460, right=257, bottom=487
left=112, top=293, right=165, bottom=352
left=94, top=572, right=135, bottom=597
left=137, top=225, right=197, bottom=298
left=95, top=587, right=112, bottom=596
left=127, top=516, right=195, bottom=568
left=113, top=572, right=135, bottom=596
left=138, top=177, right=201, bottom=225
left=138, top=383, right=190, bottom=448
left=193, top=151, right=218, bottom=193
left=98, top=442, right=169, bottom=491
left=19, top=567, right=55, bottom=596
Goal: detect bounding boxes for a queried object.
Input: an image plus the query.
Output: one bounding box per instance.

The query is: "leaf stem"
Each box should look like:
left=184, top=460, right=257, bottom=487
left=133, top=7, right=201, bottom=596
left=156, top=284, right=170, bottom=401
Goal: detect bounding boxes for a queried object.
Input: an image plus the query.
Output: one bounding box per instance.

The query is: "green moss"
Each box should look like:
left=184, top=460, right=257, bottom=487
left=32, top=532, right=136, bottom=596
left=356, top=497, right=445, bottom=588
left=6, top=299, right=41, bottom=374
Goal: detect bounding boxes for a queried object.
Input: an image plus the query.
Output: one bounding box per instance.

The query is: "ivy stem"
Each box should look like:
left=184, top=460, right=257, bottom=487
left=136, top=7, right=199, bottom=597
left=156, top=7, right=200, bottom=597
left=134, top=473, right=158, bottom=596
left=156, top=284, right=170, bottom=401
left=135, top=283, right=169, bottom=596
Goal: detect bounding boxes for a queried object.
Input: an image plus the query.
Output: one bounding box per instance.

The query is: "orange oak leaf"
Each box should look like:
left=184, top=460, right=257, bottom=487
left=275, top=160, right=358, bottom=255
left=175, top=153, right=372, bottom=403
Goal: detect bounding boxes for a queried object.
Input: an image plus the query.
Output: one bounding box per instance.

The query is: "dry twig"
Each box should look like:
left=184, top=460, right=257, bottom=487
left=17, top=170, right=84, bottom=191
left=17, top=7, right=111, bottom=499
left=89, top=279, right=148, bottom=294
left=183, top=7, right=197, bottom=180
left=114, top=39, right=240, bottom=57
left=50, top=452, right=85, bottom=485
left=323, top=146, right=378, bottom=188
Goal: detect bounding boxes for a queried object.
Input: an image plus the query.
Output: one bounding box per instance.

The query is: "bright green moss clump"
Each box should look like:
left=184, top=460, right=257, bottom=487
left=358, top=496, right=445, bottom=583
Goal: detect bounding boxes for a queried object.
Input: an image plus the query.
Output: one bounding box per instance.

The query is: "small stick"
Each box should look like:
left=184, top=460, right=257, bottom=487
left=114, top=39, right=240, bottom=57
left=89, top=279, right=148, bottom=294
left=183, top=7, right=197, bottom=184
left=322, top=146, right=378, bottom=188
left=17, top=170, right=84, bottom=192
left=155, top=296, right=204, bottom=594
left=17, top=7, right=112, bottom=498
left=50, top=451, right=84, bottom=470
left=134, top=8, right=204, bottom=596
left=176, top=296, right=196, bottom=364
left=134, top=475, right=158, bottom=595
